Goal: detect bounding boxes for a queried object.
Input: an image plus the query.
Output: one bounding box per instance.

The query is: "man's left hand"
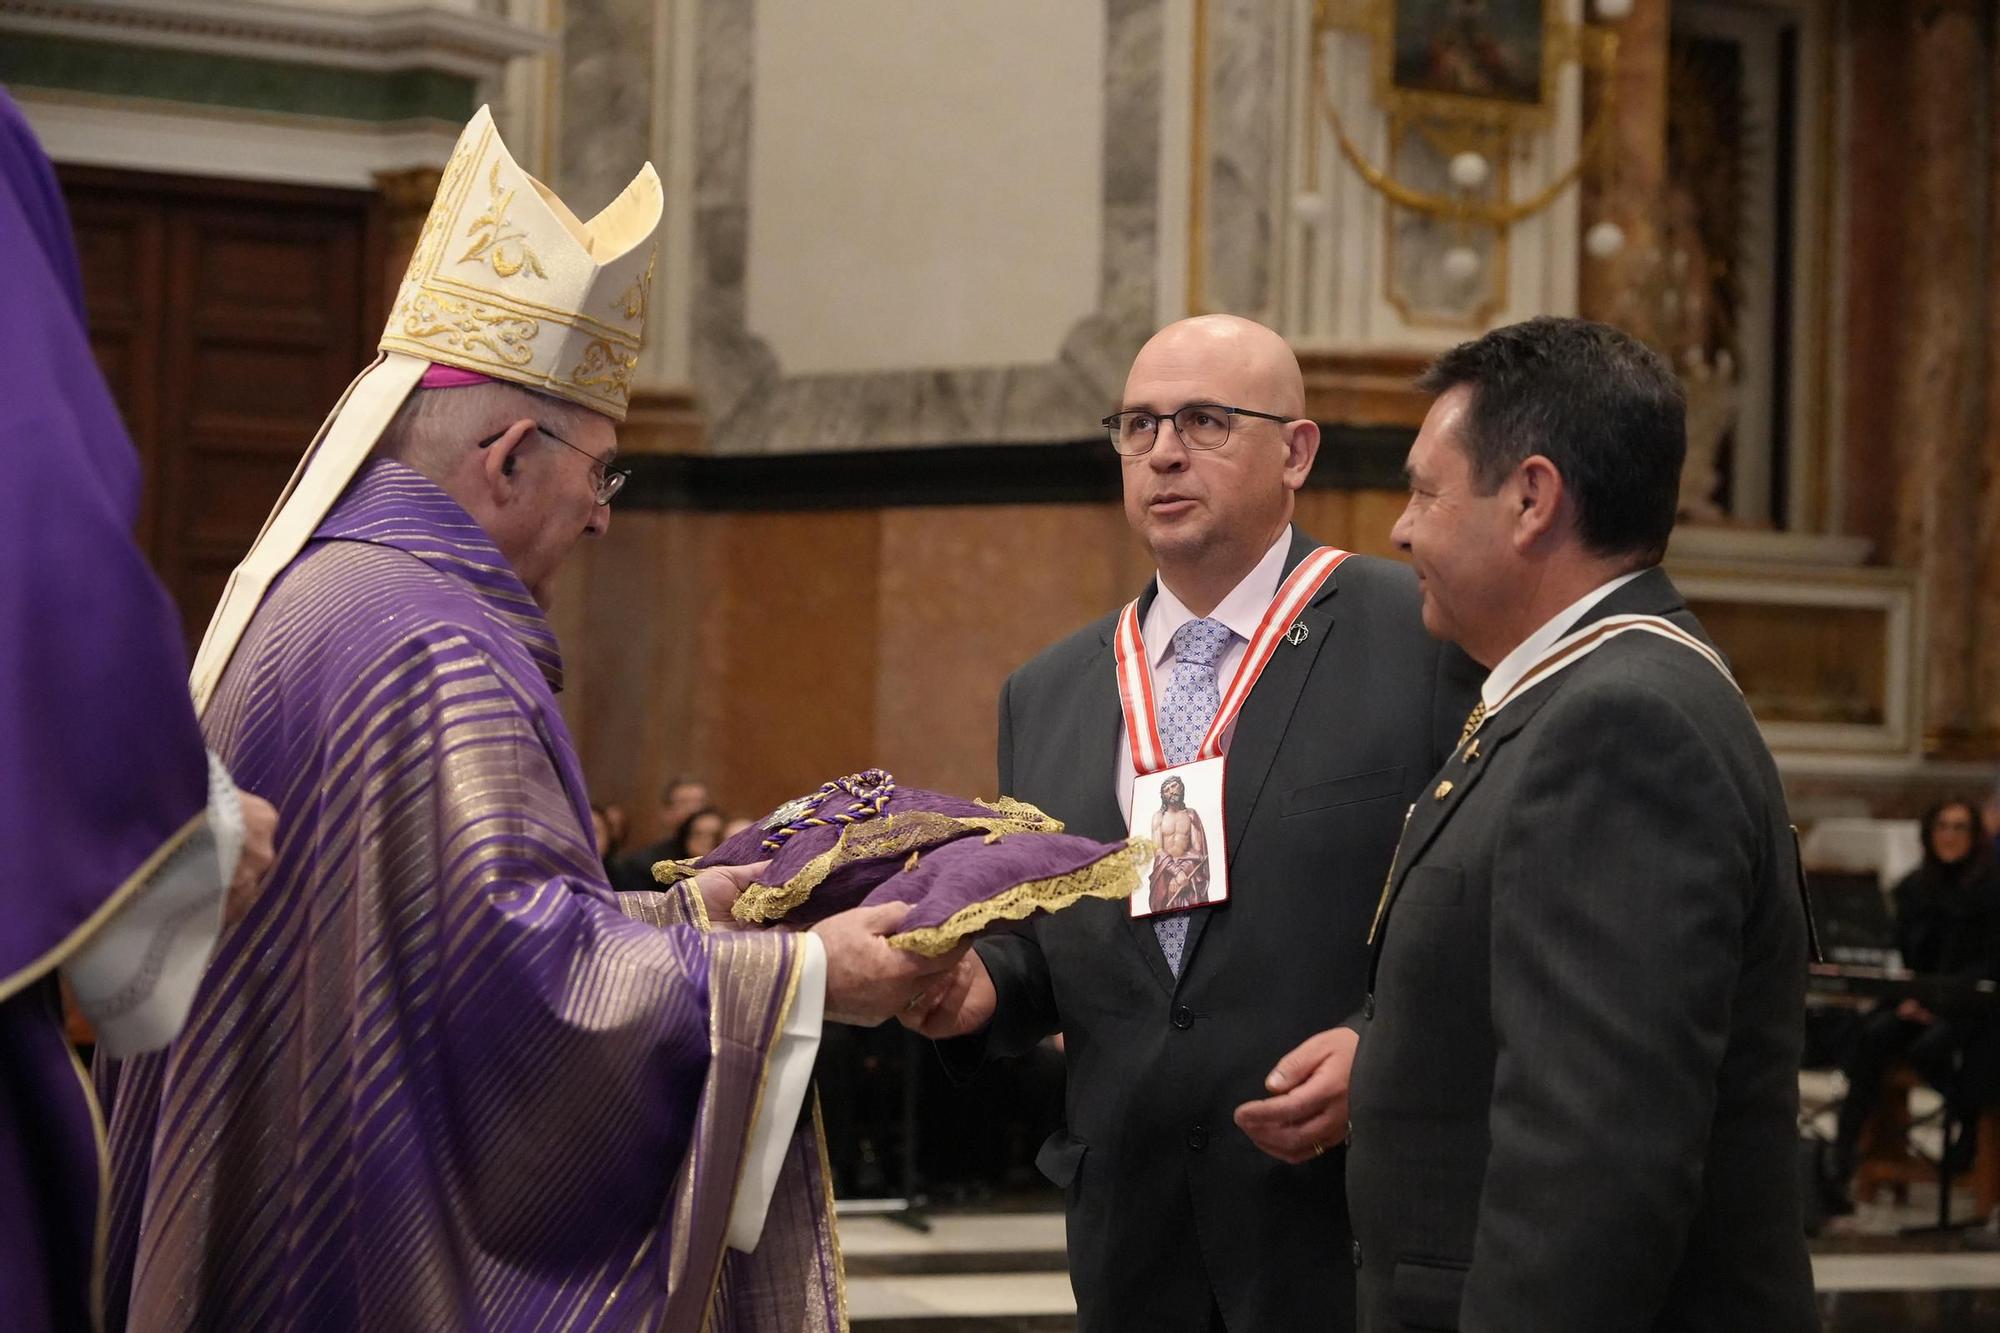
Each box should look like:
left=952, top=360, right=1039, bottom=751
left=1233, top=1026, right=1359, bottom=1164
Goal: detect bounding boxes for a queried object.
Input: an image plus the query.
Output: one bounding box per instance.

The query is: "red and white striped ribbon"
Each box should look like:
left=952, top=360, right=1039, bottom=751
left=1115, top=547, right=1351, bottom=775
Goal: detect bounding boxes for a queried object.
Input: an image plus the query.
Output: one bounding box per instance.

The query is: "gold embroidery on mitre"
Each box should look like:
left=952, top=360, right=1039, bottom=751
left=396, top=291, right=541, bottom=368
left=569, top=337, right=638, bottom=394
left=399, top=124, right=484, bottom=290
left=614, top=246, right=657, bottom=323
left=459, top=161, right=548, bottom=280
left=376, top=106, right=664, bottom=421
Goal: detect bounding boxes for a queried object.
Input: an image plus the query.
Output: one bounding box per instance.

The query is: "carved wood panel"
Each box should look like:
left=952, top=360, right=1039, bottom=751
left=59, top=167, right=383, bottom=650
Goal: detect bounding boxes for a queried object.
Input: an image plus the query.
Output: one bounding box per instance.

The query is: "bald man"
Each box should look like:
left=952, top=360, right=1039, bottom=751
left=908, top=317, right=1475, bottom=1332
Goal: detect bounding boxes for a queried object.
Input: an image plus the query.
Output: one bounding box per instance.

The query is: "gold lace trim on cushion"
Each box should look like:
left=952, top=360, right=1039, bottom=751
left=883, top=837, right=1152, bottom=957
left=652, top=859, right=700, bottom=886
left=729, top=799, right=1064, bottom=926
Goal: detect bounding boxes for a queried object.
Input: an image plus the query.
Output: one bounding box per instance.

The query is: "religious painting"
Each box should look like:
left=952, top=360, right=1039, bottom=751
left=1391, top=0, right=1547, bottom=108
left=1130, top=760, right=1230, bottom=917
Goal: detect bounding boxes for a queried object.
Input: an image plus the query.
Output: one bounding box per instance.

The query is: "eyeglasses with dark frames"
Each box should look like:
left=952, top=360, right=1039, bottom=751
left=1100, top=403, right=1294, bottom=456
left=476, top=422, right=629, bottom=504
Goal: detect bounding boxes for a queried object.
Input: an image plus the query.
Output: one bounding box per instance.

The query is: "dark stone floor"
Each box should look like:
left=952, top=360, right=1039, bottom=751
left=857, top=1321, right=1071, bottom=1333
left=1820, top=1289, right=2000, bottom=1331
left=848, top=1201, right=2000, bottom=1330
left=853, top=1293, right=2000, bottom=1332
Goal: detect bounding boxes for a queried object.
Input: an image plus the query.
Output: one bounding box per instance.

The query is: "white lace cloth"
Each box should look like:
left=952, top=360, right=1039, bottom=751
left=63, top=750, right=241, bottom=1058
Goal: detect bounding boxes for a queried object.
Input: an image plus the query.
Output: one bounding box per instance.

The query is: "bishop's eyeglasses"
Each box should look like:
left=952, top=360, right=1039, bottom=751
left=1101, top=403, right=1293, bottom=456
left=477, top=423, right=630, bottom=504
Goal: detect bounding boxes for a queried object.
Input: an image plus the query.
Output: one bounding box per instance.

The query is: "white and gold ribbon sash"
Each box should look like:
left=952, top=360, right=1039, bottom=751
left=1370, top=614, right=1735, bottom=948
left=1474, top=613, right=1737, bottom=735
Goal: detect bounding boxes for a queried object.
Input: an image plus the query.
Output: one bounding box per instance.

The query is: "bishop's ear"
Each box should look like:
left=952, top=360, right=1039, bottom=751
left=480, top=419, right=537, bottom=498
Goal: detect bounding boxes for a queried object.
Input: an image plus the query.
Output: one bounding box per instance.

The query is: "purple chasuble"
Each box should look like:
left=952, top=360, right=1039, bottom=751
left=0, top=89, right=211, bottom=1333
left=96, top=462, right=842, bottom=1331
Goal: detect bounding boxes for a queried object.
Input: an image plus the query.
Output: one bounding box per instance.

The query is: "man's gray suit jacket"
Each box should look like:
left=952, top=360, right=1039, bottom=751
left=949, top=529, right=1476, bottom=1333
left=1347, top=566, right=1819, bottom=1332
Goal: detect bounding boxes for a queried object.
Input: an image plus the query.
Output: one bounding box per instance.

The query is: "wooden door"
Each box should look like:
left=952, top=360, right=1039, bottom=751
left=60, top=168, right=383, bottom=649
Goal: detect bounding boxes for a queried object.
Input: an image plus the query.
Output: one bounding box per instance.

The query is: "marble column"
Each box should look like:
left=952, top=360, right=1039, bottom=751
left=554, top=0, right=707, bottom=454
left=1577, top=0, right=1667, bottom=344
left=1201, top=0, right=1283, bottom=318
left=557, top=0, right=658, bottom=216
left=1889, top=0, right=1985, bottom=754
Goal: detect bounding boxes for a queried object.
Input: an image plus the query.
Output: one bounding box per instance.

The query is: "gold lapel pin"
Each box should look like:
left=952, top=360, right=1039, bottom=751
left=1434, top=779, right=1454, bottom=801
left=1463, top=739, right=1481, bottom=762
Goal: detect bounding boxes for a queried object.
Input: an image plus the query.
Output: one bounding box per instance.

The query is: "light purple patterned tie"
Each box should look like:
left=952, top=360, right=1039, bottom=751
left=1154, top=617, right=1232, bottom=976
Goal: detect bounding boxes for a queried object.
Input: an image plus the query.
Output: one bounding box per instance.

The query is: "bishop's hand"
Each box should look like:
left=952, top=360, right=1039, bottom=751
left=811, top=902, right=966, bottom=1026
left=225, top=793, right=278, bottom=928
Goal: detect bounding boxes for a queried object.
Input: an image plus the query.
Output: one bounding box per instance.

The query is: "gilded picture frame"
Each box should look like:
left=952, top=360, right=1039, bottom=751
left=1372, top=0, right=1567, bottom=135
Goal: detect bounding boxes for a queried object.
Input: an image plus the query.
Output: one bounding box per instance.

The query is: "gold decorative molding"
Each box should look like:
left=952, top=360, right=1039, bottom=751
left=1299, top=347, right=1433, bottom=428
left=621, top=385, right=704, bottom=456
left=1312, top=0, right=1620, bottom=230
left=0, top=0, right=554, bottom=79
left=1187, top=0, right=1212, bottom=315
left=1669, top=559, right=1924, bottom=763
left=1379, top=124, right=1512, bottom=327
left=374, top=165, right=443, bottom=317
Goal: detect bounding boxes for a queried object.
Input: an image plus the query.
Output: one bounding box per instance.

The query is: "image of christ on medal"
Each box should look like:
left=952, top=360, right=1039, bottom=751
left=1130, top=758, right=1229, bottom=917
left=1149, top=776, right=1210, bottom=912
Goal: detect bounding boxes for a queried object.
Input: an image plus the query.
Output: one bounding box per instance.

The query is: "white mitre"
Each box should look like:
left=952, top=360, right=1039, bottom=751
left=188, top=106, right=662, bottom=712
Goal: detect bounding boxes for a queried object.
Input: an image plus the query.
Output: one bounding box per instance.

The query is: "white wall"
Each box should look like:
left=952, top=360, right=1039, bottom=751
left=743, top=0, right=1106, bottom=377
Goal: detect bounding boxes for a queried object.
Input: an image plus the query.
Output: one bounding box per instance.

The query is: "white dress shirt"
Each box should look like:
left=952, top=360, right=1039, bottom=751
left=1478, top=568, right=1650, bottom=714
left=1115, top=528, right=1293, bottom=822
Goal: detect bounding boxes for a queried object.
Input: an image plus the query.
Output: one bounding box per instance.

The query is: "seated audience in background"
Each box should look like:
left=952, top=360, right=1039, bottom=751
left=816, top=1023, right=905, bottom=1198
left=723, top=816, right=755, bottom=840
left=601, top=801, right=629, bottom=856
left=817, top=1025, right=1066, bottom=1203
left=676, top=807, right=726, bottom=861
left=657, top=775, right=711, bottom=838
left=1825, top=799, right=2000, bottom=1210
left=608, top=775, right=712, bottom=891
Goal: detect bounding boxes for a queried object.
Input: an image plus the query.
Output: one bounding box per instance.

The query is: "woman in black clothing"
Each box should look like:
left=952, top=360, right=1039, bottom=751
left=1826, top=800, right=2000, bottom=1208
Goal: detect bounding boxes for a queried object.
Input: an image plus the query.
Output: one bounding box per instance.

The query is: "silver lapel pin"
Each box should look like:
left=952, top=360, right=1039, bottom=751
left=1284, top=622, right=1309, bottom=646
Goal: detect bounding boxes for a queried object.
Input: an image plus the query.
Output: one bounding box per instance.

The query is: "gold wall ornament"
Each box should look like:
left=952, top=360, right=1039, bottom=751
left=1313, top=0, right=1626, bottom=276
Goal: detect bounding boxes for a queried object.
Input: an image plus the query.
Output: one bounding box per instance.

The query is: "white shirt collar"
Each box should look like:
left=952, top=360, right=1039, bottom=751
left=1145, top=526, right=1294, bottom=665
left=1478, top=567, right=1651, bottom=711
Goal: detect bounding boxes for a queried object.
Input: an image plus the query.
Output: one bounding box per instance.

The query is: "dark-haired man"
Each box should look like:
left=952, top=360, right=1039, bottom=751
left=1349, top=316, right=1817, bottom=1332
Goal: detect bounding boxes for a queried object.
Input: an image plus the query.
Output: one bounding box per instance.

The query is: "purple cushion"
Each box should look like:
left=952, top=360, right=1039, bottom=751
left=648, top=776, right=1064, bottom=924
left=874, top=832, right=1151, bottom=956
